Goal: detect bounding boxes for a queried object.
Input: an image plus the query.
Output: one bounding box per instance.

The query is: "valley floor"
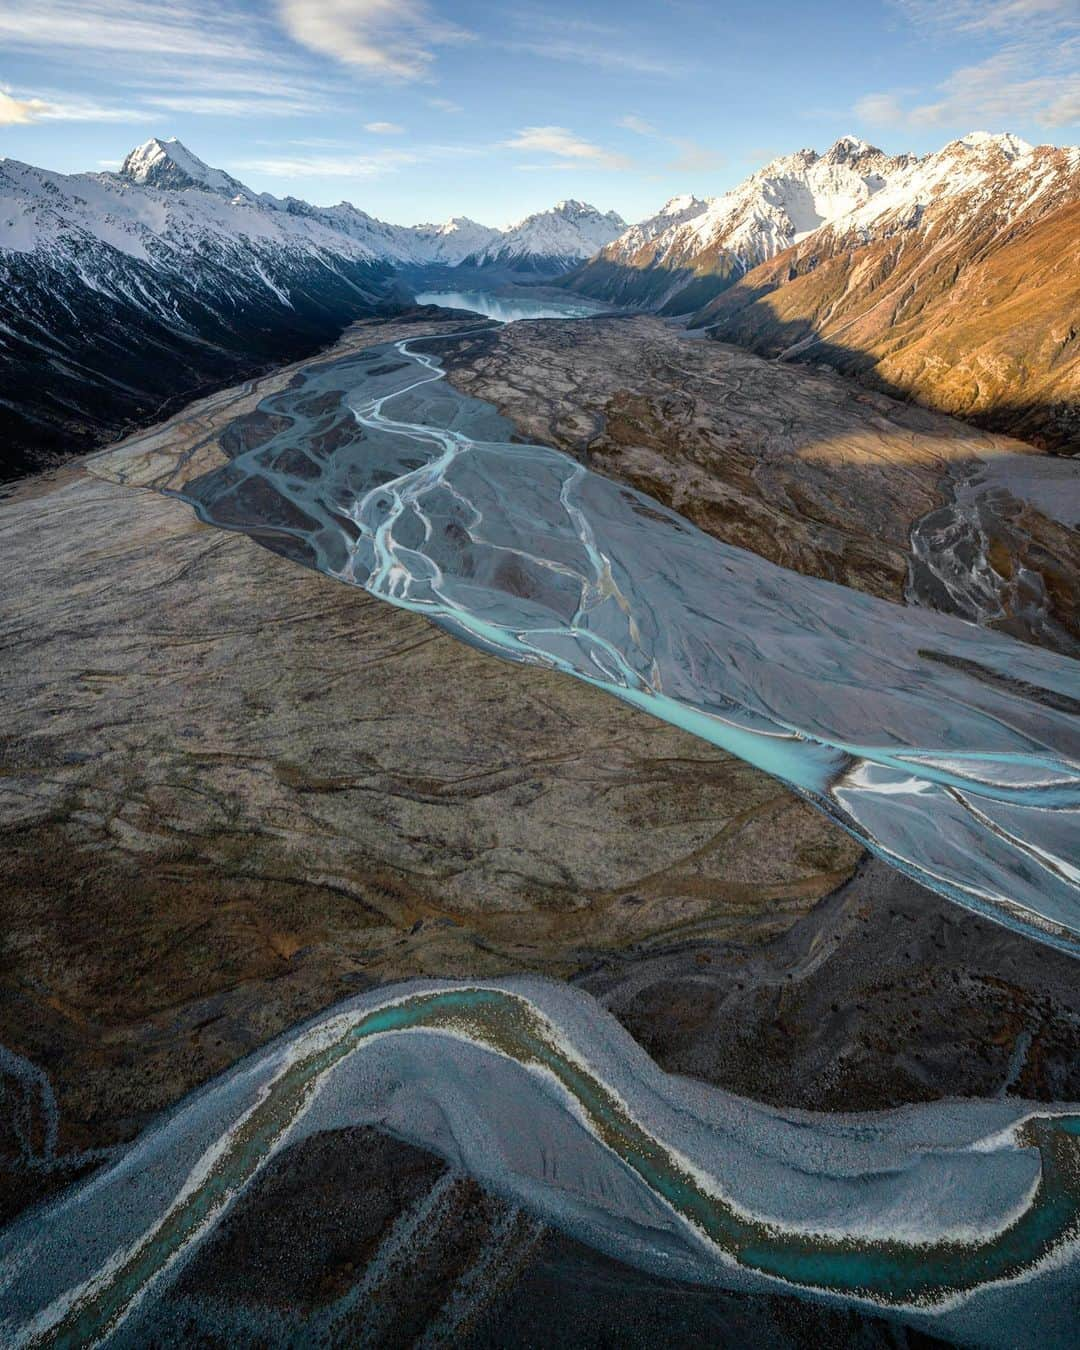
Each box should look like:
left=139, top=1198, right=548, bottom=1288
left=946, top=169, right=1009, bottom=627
left=1, top=310, right=1077, bottom=1346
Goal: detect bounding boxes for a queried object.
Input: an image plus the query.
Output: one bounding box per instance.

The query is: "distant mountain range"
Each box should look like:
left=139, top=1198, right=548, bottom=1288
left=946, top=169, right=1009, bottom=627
left=0, top=137, right=625, bottom=476
left=2, top=130, right=1076, bottom=477
left=116, top=138, right=626, bottom=271
left=565, top=132, right=1080, bottom=450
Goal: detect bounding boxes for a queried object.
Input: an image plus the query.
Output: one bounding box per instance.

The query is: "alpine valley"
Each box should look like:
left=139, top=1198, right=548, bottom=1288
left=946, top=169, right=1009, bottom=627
left=0, top=137, right=625, bottom=476
left=2, top=113, right=1080, bottom=1350
left=3, top=129, right=1078, bottom=481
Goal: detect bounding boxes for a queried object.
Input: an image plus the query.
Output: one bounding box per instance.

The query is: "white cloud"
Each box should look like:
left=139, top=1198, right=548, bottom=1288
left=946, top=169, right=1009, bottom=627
left=853, top=93, right=907, bottom=126
left=502, top=125, right=630, bottom=170
left=0, top=87, right=143, bottom=123
left=238, top=150, right=420, bottom=178
left=858, top=0, right=1080, bottom=131
left=896, top=0, right=1079, bottom=37
left=0, top=90, right=49, bottom=124
left=1045, top=88, right=1080, bottom=126
left=276, top=0, right=471, bottom=81
left=502, top=35, right=682, bottom=77
left=0, top=2, right=370, bottom=120
left=364, top=120, right=404, bottom=134
left=427, top=96, right=462, bottom=114
left=236, top=139, right=484, bottom=182
left=500, top=12, right=684, bottom=77
left=514, top=162, right=583, bottom=173
left=667, top=140, right=726, bottom=173
left=0, top=0, right=261, bottom=62
left=145, top=94, right=317, bottom=117
left=615, top=113, right=724, bottom=176
left=0, top=1, right=341, bottom=120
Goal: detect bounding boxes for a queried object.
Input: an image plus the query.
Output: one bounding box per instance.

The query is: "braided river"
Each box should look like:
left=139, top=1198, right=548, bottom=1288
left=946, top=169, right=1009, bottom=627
left=4, top=312, right=1077, bottom=1346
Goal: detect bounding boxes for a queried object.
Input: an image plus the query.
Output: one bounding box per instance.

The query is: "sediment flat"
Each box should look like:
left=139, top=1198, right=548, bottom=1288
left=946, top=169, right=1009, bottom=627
left=2, top=310, right=1078, bottom=1346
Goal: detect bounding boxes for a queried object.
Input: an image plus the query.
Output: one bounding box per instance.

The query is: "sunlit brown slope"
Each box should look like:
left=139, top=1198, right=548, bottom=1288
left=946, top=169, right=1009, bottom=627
left=694, top=141, right=1080, bottom=451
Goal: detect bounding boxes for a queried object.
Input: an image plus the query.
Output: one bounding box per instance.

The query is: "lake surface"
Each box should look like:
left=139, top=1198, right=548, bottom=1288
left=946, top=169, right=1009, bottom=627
left=414, top=288, right=611, bottom=322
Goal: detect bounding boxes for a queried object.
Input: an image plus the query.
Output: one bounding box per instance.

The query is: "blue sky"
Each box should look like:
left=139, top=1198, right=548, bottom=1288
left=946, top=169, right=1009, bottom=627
left=1, top=0, right=1077, bottom=225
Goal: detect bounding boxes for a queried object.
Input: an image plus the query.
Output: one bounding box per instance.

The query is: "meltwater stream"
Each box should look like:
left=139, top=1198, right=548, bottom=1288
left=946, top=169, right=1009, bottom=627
left=6, top=317, right=1078, bottom=1347
left=173, top=325, right=1080, bottom=954
left=2, top=979, right=1079, bottom=1348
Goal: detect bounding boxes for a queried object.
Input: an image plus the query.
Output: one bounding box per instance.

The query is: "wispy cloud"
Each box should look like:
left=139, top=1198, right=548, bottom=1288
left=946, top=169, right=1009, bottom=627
left=0, top=86, right=143, bottom=124
left=237, top=150, right=421, bottom=179
left=502, top=125, right=630, bottom=170
left=0, top=0, right=262, bottom=62
left=500, top=11, right=686, bottom=78
left=0, top=0, right=342, bottom=120
left=276, top=0, right=472, bottom=81
left=237, top=140, right=485, bottom=182
left=616, top=111, right=725, bottom=175
left=667, top=140, right=726, bottom=173
left=901, top=0, right=1080, bottom=37
left=427, top=96, right=463, bottom=114
left=144, top=94, right=317, bottom=118
left=856, top=0, right=1080, bottom=130
left=364, top=120, right=404, bottom=134
left=501, top=36, right=683, bottom=77
left=615, top=114, right=658, bottom=136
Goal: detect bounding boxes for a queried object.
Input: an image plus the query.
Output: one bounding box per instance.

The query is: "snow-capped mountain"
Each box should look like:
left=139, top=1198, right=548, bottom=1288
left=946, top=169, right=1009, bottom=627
left=119, top=137, right=257, bottom=199
left=100, top=139, right=626, bottom=271
left=0, top=137, right=623, bottom=476
left=695, top=132, right=1080, bottom=449
left=0, top=142, right=398, bottom=477
left=462, top=200, right=627, bottom=273
left=567, top=136, right=914, bottom=311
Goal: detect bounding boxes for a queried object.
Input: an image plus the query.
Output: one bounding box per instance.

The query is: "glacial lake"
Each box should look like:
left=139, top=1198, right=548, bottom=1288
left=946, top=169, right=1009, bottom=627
left=414, top=287, right=612, bottom=322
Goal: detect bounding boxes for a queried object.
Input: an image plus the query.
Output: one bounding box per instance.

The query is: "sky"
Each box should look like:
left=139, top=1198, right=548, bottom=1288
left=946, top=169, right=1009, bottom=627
left=1, top=0, right=1077, bottom=226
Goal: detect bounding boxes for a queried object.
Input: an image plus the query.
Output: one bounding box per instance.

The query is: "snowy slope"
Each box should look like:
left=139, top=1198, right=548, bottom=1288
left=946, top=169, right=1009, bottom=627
left=567, top=136, right=914, bottom=309
left=694, top=132, right=1080, bottom=449
left=0, top=138, right=623, bottom=273
left=820, top=132, right=1075, bottom=243
left=463, top=200, right=626, bottom=272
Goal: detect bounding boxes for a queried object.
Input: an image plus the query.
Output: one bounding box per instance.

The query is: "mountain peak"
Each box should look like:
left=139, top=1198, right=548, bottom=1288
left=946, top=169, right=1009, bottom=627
left=119, top=137, right=253, bottom=197
left=825, top=134, right=879, bottom=161
left=950, top=131, right=1033, bottom=160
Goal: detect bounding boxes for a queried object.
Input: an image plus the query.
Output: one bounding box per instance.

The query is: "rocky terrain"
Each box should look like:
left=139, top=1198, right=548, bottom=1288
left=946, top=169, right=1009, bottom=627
left=1, top=311, right=1077, bottom=1345
left=435, top=315, right=1079, bottom=650
left=565, top=133, right=1079, bottom=451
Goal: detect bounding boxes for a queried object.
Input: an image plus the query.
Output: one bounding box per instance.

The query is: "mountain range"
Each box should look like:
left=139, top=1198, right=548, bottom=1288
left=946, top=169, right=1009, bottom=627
left=116, top=138, right=626, bottom=271
left=2, top=130, right=1076, bottom=478
left=566, top=131, right=1079, bottom=450
left=0, top=137, right=625, bottom=476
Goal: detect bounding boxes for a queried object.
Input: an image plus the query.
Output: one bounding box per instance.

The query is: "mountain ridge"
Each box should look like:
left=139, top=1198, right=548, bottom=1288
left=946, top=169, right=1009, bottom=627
left=0, top=137, right=626, bottom=478
left=689, top=133, right=1080, bottom=450
left=14, top=136, right=626, bottom=271
left=562, top=129, right=1079, bottom=449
